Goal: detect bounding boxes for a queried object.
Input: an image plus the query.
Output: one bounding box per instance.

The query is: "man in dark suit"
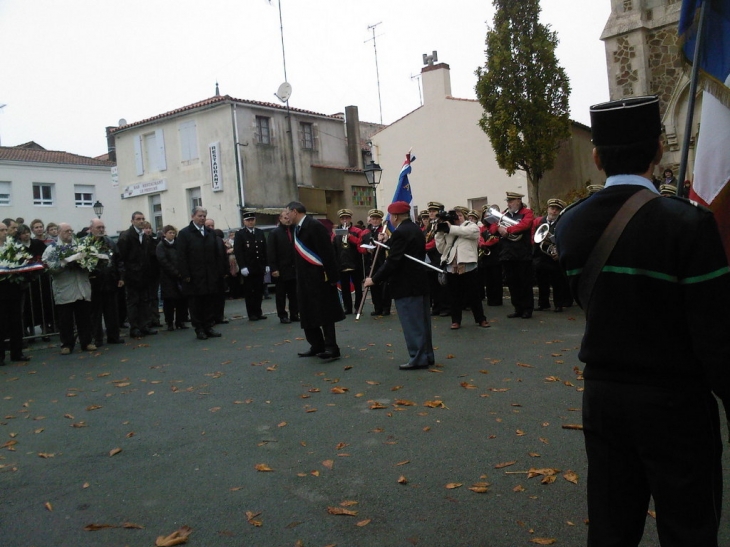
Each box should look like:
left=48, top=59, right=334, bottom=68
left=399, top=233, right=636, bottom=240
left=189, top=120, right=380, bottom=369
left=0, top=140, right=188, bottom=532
left=116, top=211, right=157, bottom=338
left=87, top=218, right=124, bottom=346
left=364, top=201, right=434, bottom=370
left=177, top=206, right=227, bottom=340
left=234, top=211, right=269, bottom=321
left=268, top=210, right=299, bottom=324
left=555, top=96, right=730, bottom=545
left=285, top=201, right=344, bottom=362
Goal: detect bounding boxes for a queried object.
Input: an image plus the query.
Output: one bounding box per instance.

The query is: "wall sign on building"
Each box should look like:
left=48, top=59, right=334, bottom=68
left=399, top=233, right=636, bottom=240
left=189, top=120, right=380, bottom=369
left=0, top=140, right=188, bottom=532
left=122, top=179, right=167, bottom=199
left=111, top=166, right=119, bottom=188
left=209, top=142, right=223, bottom=192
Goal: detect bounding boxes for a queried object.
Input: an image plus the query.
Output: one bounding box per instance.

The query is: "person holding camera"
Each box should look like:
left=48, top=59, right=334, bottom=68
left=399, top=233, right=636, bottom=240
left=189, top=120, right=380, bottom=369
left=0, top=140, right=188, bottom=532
left=435, top=207, right=489, bottom=330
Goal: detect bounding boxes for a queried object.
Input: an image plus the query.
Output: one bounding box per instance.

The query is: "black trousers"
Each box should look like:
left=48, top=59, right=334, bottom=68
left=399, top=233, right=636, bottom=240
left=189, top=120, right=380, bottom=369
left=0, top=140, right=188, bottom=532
left=163, top=297, right=188, bottom=326
left=274, top=277, right=298, bottom=319
left=0, top=296, right=24, bottom=360
left=370, top=280, right=392, bottom=314
left=188, top=294, right=215, bottom=332
left=446, top=269, right=486, bottom=325
left=583, top=379, right=722, bottom=546
left=146, top=277, right=160, bottom=326
left=242, top=274, right=265, bottom=319
left=303, top=323, right=338, bottom=353
left=125, top=284, right=152, bottom=332
left=479, top=261, right=503, bottom=305
left=213, top=291, right=226, bottom=322
left=57, top=299, right=92, bottom=350
left=427, top=270, right=451, bottom=313
left=339, top=269, right=363, bottom=314
left=90, top=287, right=121, bottom=344
left=502, top=260, right=534, bottom=313
left=535, top=264, right=571, bottom=309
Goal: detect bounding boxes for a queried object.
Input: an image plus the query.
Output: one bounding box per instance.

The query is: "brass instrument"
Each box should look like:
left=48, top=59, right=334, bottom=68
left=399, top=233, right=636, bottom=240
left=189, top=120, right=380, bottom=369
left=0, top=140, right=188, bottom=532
left=341, top=224, right=350, bottom=248
left=533, top=222, right=558, bottom=260
left=484, top=207, right=522, bottom=241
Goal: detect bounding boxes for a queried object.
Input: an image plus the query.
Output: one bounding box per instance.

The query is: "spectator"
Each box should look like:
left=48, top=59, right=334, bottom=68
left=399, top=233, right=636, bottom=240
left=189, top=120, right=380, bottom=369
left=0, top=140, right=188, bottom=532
left=268, top=210, right=299, bottom=324
left=156, top=225, right=188, bottom=331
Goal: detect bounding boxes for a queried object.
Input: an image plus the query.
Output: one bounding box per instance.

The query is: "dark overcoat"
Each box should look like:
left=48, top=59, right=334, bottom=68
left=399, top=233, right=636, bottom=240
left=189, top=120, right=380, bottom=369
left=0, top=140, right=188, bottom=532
left=371, top=218, right=429, bottom=299
left=176, top=222, right=226, bottom=296
left=116, top=225, right=153, bottom=287
left=156, top=238, right=184, bottom=300
left=267, top=224, right=296, bottom=281
left=293, top=215, right=345, bottom=329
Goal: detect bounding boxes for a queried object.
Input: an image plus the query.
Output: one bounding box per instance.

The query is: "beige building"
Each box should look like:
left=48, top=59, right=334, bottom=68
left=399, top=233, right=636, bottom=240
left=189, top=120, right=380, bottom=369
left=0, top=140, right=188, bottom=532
left=110, top=94, right=383, bottom=231
left=370, top=61, right=602, bottom=215
left=601, top=0, right=700, bottom=178
left=0, top=142, right=120, bottom=233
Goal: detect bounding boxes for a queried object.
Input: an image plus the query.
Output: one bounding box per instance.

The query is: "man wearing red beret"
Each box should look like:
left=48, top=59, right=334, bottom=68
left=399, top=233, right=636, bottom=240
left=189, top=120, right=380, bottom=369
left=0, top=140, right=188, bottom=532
left=364, top=201, right=434, bottom=369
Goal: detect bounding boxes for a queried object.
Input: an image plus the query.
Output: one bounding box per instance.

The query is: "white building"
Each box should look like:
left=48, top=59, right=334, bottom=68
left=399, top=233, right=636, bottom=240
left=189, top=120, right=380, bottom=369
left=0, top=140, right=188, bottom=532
left=371, top=60, right=602, bottom=213
left=110, top=94, right=383, bottom=231
left=0, top=142, right=120, bottom=233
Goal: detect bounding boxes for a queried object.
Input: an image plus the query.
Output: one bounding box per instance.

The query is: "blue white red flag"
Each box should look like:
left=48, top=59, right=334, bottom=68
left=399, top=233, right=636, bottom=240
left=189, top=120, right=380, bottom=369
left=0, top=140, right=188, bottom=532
left=386, top=152, right=416, bottom=231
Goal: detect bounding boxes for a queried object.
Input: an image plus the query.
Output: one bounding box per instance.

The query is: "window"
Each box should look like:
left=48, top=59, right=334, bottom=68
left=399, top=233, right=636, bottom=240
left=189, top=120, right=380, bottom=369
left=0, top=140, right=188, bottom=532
left=150, top=194, right=163, bottom=232
left=0, top=181, right=11, bottom=206
left=74, top=184, right=95, bottom=207
left=351, top=185, right=374, bottom=208
left=188, top=187, right=202, bottom=213
left=179, top=120, right=199, bottom=161
left=301, top=122, right=314, bottom=149
left=255, top=116, right=271, bottom=145
left=33, top=183, right=54, bottom=206
left=134, top=129, right=167, bottom=175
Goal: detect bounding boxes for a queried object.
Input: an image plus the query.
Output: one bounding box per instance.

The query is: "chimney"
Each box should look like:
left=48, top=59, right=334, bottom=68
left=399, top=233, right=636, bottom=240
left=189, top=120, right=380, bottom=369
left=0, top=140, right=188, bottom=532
left=105, top=126, right=117, bottom=163
left=421, top=62, right=452, bottom=105
left=345, top=105, right=361, bottom=169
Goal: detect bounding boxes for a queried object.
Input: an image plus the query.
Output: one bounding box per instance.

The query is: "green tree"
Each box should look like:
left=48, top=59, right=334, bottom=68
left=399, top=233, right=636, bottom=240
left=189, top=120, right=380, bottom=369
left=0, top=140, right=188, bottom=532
left=475, top=0, right=571, bottom=210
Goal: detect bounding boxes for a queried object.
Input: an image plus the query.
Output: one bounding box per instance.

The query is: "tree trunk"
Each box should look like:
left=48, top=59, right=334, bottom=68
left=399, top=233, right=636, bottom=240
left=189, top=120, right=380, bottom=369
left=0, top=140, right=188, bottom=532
left=527, top=174, right=541, bottom=215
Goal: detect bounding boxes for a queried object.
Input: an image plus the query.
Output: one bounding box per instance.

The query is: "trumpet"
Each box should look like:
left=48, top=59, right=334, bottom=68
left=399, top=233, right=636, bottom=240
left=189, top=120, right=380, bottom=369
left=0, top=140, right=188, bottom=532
left=533, top=222, right=558, bottom=260
left=484, top=207, right=522, bottom=241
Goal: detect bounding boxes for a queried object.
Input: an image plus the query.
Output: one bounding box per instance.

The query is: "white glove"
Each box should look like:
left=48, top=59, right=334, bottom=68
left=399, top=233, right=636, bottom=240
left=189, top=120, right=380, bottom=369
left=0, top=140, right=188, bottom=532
left=242, top=267, right=250, bottom=277
left=265, top=266, right=270, bottom=274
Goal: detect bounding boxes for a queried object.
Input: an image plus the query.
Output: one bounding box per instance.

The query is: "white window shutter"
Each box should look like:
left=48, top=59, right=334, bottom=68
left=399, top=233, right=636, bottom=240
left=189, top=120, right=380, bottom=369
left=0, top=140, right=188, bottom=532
left=155, top=129, right=167, bottom=171
left=134, top=135, right=144, bottom=175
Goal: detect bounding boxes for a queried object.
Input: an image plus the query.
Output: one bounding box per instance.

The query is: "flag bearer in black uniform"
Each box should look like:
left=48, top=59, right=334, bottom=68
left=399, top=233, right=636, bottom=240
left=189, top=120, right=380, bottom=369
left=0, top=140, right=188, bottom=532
left=555, top=95, right=730, bottom=546
left=359, top=209, right=392, bottom=316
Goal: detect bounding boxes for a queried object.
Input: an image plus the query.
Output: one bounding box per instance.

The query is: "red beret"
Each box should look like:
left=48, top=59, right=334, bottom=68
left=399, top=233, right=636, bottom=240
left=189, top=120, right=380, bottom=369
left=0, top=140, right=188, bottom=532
left=387, top=201, right=411, bottom=214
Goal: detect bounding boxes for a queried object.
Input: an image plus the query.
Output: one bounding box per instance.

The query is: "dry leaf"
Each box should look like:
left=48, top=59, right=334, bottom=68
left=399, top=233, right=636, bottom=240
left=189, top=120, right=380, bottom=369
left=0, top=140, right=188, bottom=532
left=331, top=386, right=349, bottom=394
left=122, top=521, right=144, bottom=529
left=278, top=422, right=287, bottom=428
left=64, top=413, right=74, bottom=419
left=322, top=460, right=334, bottom=470
left=84, top=523, right=116, bottom=531
left=327, top=506, right=358, bottom=516
left=340, top=500, right=358, bottom=507
left=109, top=448, right=122, bottom=457
left=529, top=539, right=556, bottom=545
left=563, top=470, right=579, bottom=484
left=44, top=501, right=53, bottom=511
left=516, top=430, right=525, bottom=436
left=255, top=463, right=274, bottom=472
left=562, top=424, right=583, bottom=430
left=245, top=511, right=263, bottom=527
left=38, top=452, right=56, bottom=458
left=155, top=525, right=193, bottom=546
left=209, top=407, right=221, bottom=413
left=366, top=380, right=380, bottom=385
left=494, top=461, right=517, bottom=469
left=394, top=399, right=417, bottom=406
left=423, top=400, right=445, bottom=408
left=86, top=405, right=102, bottom=411
left=397, top=475, right=407, bottom=484
left=395, top=460, right=410, bottom=466
left=356, top=519, right=371, bottom=527
left=541, top=475, right=557, bottom=485
left=513, top=485, right=526, bottom=492
left=445, top=482, right=462, bottom=489
left=335, top=442, right=348, bottom=450
left=369, top=402, right=387, bottom=410
left=469, top=486, right=489, bottom=493
left=527, top=467, right=561, bottom=479
left=82, top=482, right=90, bottom=489
left=71, top=421, right=88, bottom=428
left=460, top=382, right=477, bottom=389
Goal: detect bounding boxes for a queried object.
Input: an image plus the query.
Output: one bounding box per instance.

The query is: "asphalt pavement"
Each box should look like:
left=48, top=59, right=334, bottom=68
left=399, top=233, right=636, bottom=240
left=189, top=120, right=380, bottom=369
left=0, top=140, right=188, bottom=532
left=2, top=296, right=729, bottom=547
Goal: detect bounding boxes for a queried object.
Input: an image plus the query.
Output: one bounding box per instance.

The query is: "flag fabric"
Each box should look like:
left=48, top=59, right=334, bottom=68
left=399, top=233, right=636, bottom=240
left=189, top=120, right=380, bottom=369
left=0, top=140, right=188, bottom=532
left=679, top=0, right=730, bottom=104
left=385, top=152, right=416, bottom=231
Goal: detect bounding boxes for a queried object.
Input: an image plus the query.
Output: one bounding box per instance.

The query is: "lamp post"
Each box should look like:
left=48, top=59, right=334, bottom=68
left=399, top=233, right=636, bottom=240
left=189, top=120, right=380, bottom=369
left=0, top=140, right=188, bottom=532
left=93, top=200, right=104, bottom=219
left=363, top=160, right=383, bottom=209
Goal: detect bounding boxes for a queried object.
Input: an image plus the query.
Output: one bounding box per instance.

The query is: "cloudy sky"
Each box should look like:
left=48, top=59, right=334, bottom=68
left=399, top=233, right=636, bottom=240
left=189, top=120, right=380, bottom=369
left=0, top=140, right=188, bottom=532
left=0, top=0, right=611, bottom=158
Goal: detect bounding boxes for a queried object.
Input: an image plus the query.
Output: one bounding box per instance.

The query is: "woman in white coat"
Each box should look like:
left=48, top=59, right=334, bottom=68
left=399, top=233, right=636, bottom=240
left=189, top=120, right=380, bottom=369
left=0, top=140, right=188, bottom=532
left=435, top=207, right=489, bottom=330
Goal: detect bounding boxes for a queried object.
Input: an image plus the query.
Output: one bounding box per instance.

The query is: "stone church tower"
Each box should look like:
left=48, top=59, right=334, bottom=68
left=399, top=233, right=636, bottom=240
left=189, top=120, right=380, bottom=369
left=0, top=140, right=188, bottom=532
left=600, top=0, right=701, bottom=177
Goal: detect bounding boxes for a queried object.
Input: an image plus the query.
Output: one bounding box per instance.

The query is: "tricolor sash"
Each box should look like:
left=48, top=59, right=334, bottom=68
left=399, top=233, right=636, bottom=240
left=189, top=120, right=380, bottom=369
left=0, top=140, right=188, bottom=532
left=293, top=230, right=323, bottom=267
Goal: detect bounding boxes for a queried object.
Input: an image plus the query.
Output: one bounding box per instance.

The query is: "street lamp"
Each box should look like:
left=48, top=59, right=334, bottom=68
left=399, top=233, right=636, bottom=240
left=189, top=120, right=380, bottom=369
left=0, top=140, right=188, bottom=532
left=93, top=200, right=104, bottom=219
left=363, top=160, right=383, bottom=209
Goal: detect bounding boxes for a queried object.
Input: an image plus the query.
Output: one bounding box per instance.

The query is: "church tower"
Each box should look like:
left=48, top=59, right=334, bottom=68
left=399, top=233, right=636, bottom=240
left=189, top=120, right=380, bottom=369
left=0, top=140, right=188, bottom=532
left=600, top=0, right=700, bottom=175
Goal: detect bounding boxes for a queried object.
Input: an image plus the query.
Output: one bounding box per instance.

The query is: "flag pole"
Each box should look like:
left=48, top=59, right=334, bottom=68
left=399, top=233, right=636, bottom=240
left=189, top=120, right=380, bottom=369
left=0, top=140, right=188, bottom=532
left=677, top=0, right=709, bottom=197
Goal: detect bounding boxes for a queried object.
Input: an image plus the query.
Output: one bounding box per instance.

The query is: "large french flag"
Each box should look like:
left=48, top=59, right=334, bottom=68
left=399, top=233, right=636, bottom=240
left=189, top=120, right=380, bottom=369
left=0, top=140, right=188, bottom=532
left=385, top=152, right=416, bottom=231
left=681, top=0, right=730, bottom=262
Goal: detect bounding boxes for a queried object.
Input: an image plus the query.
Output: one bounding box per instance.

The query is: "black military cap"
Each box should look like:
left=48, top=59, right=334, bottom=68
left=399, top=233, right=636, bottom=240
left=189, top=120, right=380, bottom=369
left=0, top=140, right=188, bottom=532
left=589, top=96, right=662, bottom=146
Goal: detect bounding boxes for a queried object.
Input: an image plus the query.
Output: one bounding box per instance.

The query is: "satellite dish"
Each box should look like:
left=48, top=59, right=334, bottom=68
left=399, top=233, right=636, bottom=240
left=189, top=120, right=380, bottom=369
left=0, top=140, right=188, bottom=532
left=275, top=82, right=292, bottom=103
left=118, top=118, right=127, bottom=126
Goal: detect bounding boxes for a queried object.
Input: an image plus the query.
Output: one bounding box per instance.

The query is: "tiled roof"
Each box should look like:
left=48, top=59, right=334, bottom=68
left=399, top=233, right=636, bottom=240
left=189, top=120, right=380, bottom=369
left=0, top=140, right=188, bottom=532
left=111, top=95, right=344, bottom=133
left=0, top=145, right=116, bottom=167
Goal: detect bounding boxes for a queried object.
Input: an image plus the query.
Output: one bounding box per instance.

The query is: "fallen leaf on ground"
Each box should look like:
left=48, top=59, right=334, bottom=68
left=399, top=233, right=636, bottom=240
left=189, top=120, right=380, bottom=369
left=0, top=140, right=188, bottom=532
left=84, top=523, right=116, bottom=531
left=563, top=470, right=579, bottom=484
left=245, top=511, right=263, bottom=527
left=398, top=476, right=408, bottom=484
left=327, top=507, right=358, bottom=516
left=460, top=382, right=477, bottom=389
left=322, top=460, right=334, bottom=470
left=122, top=521, right=144, bottom=529
left=155, top=525, right=193, bottom=546
left=86, top=405, right=102, bottom=411
left=423, top=400, right=446, bottom=408
left=356, top=519, right=371, bottom=527
left=38, top=452, right=55, bottom=458
left=495, top=461, right=517, bottom=469
left=255, top=463, right=274, bottom=472
left=529, top=539, right=556, bottom=545
left=335, top=442, right=348, bottom=450
left=277, top=422, right=287, bottom=428
left=394, top=399, right=417, bottom=406
left=44, top=502, right=53, bottom=511
left=562, top=424, right=583, bottom=430
left=395, top=460, right=410, bottom=466
left=445, top=483, right=462, bottom=489
left=513, top=485, right=526, bottom=492
left=109, top=448, right=122, bottom=457
left=331, top=386, right=348, bottom=394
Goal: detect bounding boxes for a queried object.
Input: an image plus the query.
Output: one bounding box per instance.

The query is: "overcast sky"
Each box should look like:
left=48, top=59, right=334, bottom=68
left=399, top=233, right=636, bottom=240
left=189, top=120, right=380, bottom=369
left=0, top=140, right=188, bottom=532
left=0, top=0, right=611, bottom=159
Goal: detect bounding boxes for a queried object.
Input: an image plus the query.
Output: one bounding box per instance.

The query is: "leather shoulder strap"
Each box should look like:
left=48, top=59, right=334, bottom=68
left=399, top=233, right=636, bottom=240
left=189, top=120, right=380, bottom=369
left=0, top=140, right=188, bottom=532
left=578, top=189, right=660, bottom=313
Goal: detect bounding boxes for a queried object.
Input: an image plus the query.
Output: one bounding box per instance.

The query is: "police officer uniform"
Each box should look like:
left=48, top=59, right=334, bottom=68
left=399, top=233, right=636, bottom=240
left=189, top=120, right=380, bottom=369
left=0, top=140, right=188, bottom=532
left=234, top=212, right=269, bottom=321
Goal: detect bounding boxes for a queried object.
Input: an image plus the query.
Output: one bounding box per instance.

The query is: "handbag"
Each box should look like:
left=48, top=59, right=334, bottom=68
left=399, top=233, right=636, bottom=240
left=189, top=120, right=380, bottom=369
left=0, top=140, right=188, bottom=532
left=438, top=236, right=458, bottom=286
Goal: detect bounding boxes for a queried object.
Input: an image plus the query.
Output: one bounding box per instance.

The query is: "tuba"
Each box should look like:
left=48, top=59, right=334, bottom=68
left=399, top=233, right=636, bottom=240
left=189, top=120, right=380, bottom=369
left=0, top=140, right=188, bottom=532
left=534, top=222, right=558, bottom=260
left=484, top=207, right=522, bottom=241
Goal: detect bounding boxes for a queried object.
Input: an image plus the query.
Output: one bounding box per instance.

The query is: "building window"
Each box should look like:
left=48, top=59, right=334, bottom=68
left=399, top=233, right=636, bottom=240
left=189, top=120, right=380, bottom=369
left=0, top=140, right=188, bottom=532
left=150, top=194, right=163, bottom=232
left=187, top=187, right=202, bottom=213
left=33, top=183, right=54, bottom=206
left=301, top=122, right=314, bottom=149
left=179, top=120, right=199, bottom=161
left=351, top=185, right=374, bottom=208
left=0, top=181, right=11, bottom=206
left=255, top=116, right=271, bottom=145
left=74, top=184, right=95, bottom=207
left=134, top=129, right=167, bottom=175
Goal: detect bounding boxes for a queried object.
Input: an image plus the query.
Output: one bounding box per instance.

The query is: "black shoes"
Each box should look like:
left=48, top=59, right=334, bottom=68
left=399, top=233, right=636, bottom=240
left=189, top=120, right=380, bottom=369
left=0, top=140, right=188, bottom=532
left=130, top=329, right=143, bottom=338
left=280, top=317, right=292, bottom=324
left=521, top=311, right=533, bottom=319
left=507, top=312, right=522, bottom=318
left=11, top=354, right=31, bottom=362
left=399, top=362, right=430, bottom=370
left=536, top=305, right=550, bottom=311
left=290, top=315, right=300, bottom=322
left=554, top=307, right=564, bottom=313
left=196, top=330, right=209, bottom=340
left=108, top=338, right=125, bottom=344
left=142, top=328, right=158, bottom=335
left=167, top=324, right=175, bottom=332
left=205, top=329, right=222, bottom=338
left=175, top=324, right=189, bottom=330
left=316, top=350, right=341, bottom=362
left=298, top=349, right=323, bottom=358
left=249, top=315, right=268, bottom=321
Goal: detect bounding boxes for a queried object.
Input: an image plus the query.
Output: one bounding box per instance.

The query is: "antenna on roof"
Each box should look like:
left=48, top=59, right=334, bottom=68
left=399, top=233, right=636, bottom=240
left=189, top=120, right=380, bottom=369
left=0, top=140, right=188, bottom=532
left=365, top=22, right=384, bottom=125
left=410, top=74, right=422, bottom=106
